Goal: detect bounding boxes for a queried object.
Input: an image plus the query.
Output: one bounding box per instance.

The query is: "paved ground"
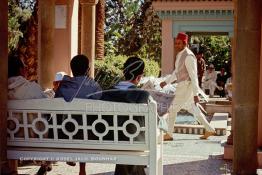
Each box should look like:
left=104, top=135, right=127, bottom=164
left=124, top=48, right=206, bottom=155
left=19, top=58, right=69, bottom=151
left=18, top=133, right=232, bottom=175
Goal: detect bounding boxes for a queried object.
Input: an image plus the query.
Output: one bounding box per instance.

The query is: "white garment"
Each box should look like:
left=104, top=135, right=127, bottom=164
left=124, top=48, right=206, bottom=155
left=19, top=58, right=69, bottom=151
left=165, top=47, right=199, bottom=96
left=166, top=81, right=215, bottom=135
left=202, top=70, right=217, bottom=96
left=8, top=76, right=47, bottom=139
left=164, top=48, right=215, bottom=136
left=8, top=76, right=47, bottom=99
left=225, top=77, right=232, bottom=98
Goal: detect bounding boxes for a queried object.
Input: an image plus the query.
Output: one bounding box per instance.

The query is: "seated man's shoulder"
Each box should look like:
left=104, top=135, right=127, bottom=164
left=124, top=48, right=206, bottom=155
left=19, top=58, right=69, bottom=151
left=101, top=87, right=149, bottom=104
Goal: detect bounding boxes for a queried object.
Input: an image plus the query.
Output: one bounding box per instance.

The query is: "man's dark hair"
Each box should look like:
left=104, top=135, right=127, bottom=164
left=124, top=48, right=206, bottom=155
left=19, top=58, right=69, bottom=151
left=191, top=48, right=198, bottom=55
left=70, top=54, right=89, bottom=77
left=8, top=55, right=25, bottom=78
left=197, top=48, right=204, bottom=55
left=123, top=56, right=145, bottom=81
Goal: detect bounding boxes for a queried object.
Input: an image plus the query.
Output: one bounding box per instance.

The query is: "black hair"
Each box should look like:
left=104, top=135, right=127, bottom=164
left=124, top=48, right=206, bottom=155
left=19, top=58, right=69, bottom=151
left=123, top=56, right=145, bottom=81
left=8, top=55, right=25, bottom=78
left=191, top=48, right=198, bottom=55
left=70, top=54, right=89, bottom=77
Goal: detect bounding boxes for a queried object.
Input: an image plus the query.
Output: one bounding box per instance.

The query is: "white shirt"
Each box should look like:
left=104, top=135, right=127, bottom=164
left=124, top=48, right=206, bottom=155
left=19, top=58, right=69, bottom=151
left=165, top=47, right=199, bottom=96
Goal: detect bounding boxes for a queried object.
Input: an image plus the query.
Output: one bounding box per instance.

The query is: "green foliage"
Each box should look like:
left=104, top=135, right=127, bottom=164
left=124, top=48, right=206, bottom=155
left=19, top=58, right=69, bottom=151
left=8, top=0, right=32, bottom=52
left=95, top=55, right=160, bottom=89
left=143, top=57, right=160, bottom=77
left=191, top=36, right=231, bottom=71
left=95, top=55, right=126, bottom=89
left=105, top=0, right=161, bottom=62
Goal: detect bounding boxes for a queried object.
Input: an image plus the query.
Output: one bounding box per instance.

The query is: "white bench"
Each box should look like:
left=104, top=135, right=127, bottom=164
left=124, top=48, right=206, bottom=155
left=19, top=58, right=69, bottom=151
left=7, top=98, right=163, bottom=175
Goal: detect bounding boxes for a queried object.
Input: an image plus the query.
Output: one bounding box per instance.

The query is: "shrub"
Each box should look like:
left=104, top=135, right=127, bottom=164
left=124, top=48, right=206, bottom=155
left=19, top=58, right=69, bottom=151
left=95, top=55, right=160, bottom=89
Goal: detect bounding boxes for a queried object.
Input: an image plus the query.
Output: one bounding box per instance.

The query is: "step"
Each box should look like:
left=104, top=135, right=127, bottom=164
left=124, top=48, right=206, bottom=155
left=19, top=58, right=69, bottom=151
left=173, top=124, right=226, bottom=136
left=205, top=104, right=232, bottom=116
left=207, top=98, right=231, bottom=105
left=210, top=113, right=228, bottom=131
left=174, top=112, right=228, bottom=136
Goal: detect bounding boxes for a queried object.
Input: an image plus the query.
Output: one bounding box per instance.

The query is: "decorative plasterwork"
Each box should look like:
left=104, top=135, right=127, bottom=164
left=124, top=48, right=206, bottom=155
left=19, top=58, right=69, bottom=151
left=152, top=1, right=234, bottom=11
left=172, top=20, right=234, bottom=37
left=157, top=9, right=234, bottom=20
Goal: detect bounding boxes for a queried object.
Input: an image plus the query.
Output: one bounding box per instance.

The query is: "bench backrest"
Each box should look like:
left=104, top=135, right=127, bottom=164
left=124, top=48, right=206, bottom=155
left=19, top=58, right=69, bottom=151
left=7, top=98, right=157, bottom=151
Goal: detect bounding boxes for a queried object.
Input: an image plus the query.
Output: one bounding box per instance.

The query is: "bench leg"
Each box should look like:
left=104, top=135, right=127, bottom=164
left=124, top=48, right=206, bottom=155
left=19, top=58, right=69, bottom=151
left=149, top=144, right=163, bottom=175
left=158, top=132, right=163, bottom=175
left=149, top=162, right=157, bottom=175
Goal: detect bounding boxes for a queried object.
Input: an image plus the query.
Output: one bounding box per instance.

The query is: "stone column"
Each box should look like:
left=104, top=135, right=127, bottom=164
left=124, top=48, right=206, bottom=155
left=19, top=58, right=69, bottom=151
left=0, top=0, right=8, bottom=173
left=223, top=37, right=234, bottom=160
left=227, top=37, right=234, bottom=145
left=79, top=0, right=98, bottom=78
left=161, top=19, right=174, bottom=76
left=38, top=0, right=55, bottom=89
left=258, top=16, right=262, bottom=147
left=233, top=0, right=261, bottom=174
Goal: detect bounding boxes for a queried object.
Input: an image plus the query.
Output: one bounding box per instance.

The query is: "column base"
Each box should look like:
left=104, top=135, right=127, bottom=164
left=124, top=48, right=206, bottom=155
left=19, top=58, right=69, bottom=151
left=257, top=149, right=262, bottom=168
left=223, top=143, right=233, bottom=160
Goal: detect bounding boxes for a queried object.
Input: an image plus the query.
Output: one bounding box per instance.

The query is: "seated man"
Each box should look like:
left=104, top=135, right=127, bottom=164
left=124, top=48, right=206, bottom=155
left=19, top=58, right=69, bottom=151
left=202, top=64, right=218, bottom=97
left=102, top=56, right=150, bottom=175
left=55, top=54, right=101, bottom=102
left=8, top=56, right=50, bottom=175
left=55, top=54, right=102, bottom=175
left=8, top=56, right=46, bottom=100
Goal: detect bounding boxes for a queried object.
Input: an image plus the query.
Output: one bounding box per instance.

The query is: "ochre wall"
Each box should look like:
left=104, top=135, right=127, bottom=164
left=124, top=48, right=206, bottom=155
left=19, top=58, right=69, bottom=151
left=53, top=0, right=79, bottom=77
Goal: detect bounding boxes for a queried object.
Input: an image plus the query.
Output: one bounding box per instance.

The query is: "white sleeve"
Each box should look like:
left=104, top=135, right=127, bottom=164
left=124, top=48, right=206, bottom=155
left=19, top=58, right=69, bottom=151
left=185, top=55, right=199, bottom=96
left=164, top=70, right=177, bottom=84
left=210, top=71, right=217, bottom=82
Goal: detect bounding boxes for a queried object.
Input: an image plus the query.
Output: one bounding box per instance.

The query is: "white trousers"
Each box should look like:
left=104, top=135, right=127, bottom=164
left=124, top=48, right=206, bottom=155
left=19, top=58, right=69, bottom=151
left=167, top=81, right=215, bottom=136
left=202, top=80, right=217, bottom=96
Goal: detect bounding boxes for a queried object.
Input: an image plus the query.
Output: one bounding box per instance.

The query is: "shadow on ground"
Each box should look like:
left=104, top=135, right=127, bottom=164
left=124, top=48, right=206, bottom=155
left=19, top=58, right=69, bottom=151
left=91, top=155, right=232, bottom=175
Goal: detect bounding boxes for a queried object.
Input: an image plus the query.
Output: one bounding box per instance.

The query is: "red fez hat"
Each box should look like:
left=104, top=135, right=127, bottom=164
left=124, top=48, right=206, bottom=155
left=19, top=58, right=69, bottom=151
left=176, top=32, right=188, bottom=43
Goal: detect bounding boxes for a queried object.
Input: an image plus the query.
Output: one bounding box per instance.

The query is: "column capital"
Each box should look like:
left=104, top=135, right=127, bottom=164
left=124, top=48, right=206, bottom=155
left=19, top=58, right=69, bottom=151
left=79, top=0, right=98, bottom=5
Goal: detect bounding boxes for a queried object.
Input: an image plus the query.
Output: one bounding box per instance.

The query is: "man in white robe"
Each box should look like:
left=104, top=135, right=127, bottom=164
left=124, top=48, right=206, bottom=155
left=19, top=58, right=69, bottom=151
left=202, top=64, right=218, bottom=97
left=160, top=32, right=216, bottom=140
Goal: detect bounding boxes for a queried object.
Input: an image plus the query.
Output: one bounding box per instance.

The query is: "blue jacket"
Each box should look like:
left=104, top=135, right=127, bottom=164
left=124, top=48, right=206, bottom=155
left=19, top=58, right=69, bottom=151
left=55, top=75, right=102, bottom=102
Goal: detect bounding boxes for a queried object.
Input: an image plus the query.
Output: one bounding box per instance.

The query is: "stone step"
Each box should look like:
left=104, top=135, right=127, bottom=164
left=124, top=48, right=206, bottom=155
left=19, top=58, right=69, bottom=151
left=207, top=98, right=231, bottom=105
left=205, top=103, right=232, bottom=116
left=173, top=125, right=227, bottom=136
left=210, top=112, right=228, bottom=131
left=174, top=112, right=228, bottom=136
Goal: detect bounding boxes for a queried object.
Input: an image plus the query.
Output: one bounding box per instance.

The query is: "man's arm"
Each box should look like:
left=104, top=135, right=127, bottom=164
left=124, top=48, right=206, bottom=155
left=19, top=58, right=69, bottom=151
left=160, top=70, right=177, bottom=88
left=185, top=55, right=200, bottom=103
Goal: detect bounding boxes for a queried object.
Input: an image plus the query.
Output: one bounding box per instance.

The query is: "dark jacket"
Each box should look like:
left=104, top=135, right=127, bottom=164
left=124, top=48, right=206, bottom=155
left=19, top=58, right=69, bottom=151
left=55, top=75, right=102, bottom=102
left=102, top=86, right=149, bottom=104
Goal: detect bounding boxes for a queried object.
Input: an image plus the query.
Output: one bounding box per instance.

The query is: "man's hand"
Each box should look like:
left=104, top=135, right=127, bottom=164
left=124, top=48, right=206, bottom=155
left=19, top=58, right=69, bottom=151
left=194, top=95, right=200, bottom=104
left=160, top=81, right=167, bottom=88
